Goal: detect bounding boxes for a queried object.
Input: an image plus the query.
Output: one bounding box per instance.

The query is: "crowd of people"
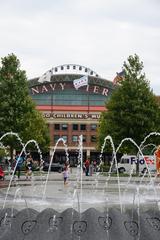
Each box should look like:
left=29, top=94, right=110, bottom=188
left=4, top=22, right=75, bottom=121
left=0, top=153, right=35, bottom=181
left=13, top=153, right=34, bottom=180
left=1, top=146, right=160, bottom=183
left=0, top=155, right=99, bottom=182
left=83, top=158, right=97, bottom=176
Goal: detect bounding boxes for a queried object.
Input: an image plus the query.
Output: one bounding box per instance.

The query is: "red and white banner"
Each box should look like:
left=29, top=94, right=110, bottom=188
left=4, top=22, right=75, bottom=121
left=73, top=76, right=88, bottom=90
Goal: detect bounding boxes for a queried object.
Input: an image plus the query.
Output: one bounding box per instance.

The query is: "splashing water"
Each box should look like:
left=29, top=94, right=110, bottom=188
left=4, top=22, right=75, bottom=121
left=96, top=135, right=122, bottom=212
left=0, top=132, right=26, bottom=154
left=116, top=137, right=159, bottom=207
left=1, top=131, right=160, bottom=218
left=76, top=135, right=83, bottom=205
left=2, top=139, right=43, bottom=209
left=42, top=137, right=69, bottom=200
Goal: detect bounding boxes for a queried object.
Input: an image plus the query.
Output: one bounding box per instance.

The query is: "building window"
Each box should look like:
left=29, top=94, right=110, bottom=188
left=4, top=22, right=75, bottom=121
left=62, top=135, right=68, bottom=143
left=54, top=135, right=60, bottom=143
left=91, top=124, right=97, bottom=131
left=91, top=135, right=97, bottom=142
left=72, top=135, right=78, bottom=142
left=54, top=124, right=60, bottom=130
left=72, top=124, right=78, bottom=130
left=62, top=124, right=68, bottom=130
left=80, top=124, right=86, bottom=131
left=82, top=135, right=86, bottom=142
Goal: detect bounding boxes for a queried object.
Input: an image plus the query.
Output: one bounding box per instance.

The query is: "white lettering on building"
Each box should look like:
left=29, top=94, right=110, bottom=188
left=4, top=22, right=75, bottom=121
left=43, top=113, right=101, bottom=119
left=102, top=88, right=108, bottom=96
left=31, top=87, right=40, bottom=94
left=59, top=83, right=65, bottom=90
left=86, top=85, right=89, bottom=92
left=41, top=85, right=48, bottom=93
left=93, top=86, right=99, bottom=94
left=49, top=83, right=56, bottom=91
left=31, top=82, right=110, bottom=97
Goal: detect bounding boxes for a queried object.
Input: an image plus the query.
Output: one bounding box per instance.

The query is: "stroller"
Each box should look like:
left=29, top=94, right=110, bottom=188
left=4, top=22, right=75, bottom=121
left=0, top=166, right=5, bottom=180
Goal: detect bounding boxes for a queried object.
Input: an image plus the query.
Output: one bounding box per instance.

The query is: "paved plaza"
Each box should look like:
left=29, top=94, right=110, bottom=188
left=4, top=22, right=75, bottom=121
left=0, top=169, right=160, bottom=240
left=0, top=168, right=160, bottom=212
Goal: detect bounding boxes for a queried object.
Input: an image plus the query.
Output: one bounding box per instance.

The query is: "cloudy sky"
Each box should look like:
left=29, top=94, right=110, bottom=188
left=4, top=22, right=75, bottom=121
left=0, top=0, right=160, bottom=94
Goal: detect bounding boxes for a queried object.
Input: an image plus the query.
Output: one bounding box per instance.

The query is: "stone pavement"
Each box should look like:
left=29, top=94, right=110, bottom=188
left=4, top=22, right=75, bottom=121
left=2, top=167, right=160, bottom=186
left=1, top=207, right=160, bottom=240
left=0, top=169, right=160, bottom=239
left=0, top=168, right=160, bottom=213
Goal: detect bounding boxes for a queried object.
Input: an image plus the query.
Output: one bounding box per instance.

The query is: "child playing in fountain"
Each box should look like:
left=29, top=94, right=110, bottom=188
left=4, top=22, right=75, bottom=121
left=25, top=154, right=33, bottom=180
left=62, top=165, right=69, bottom=185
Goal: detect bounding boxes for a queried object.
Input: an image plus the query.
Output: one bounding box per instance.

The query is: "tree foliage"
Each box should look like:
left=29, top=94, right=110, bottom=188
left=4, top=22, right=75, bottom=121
left=98, top=54, right=160, bottom=153
left=0, top=53, right=50, bottom=156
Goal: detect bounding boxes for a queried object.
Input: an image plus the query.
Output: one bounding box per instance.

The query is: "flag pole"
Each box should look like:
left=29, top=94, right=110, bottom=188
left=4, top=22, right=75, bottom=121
left=87, top=80, right=89, bottom=115
left=51, top=91, right=53, bottom=114
left=73, top=75, right=89, bottom=114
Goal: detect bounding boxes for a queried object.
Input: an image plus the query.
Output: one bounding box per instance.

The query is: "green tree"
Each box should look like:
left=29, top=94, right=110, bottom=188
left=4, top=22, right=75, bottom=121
left=21, top=107, right=50, bottom=152
left=0, top=53, right=49, bottom=159
left=98, top=54, right=160, bottom=153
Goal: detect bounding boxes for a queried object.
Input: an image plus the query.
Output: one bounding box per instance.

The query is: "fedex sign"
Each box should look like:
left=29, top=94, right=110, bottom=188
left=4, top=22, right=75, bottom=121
left=131, top=157, right=145, bottom=165
left=118, top=155, right=156, bottom=173
left=131, top=156, right=154, bottom=165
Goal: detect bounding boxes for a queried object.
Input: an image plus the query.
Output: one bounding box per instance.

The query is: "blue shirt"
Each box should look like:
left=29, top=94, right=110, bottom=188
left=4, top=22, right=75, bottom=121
left=15, top=156, right=24, bottom=167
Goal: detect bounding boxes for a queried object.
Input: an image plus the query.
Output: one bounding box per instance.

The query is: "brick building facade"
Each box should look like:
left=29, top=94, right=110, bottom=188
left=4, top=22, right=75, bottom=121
left=28, top=64, right=115, bottom=165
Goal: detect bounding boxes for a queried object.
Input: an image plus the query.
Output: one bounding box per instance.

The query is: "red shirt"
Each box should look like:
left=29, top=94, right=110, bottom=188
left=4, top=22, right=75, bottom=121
left=85, top=160, right=90, bottom=167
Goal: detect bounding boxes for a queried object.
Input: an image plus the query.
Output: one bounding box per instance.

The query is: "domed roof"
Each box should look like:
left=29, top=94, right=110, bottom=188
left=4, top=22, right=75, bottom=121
left=28, top=63, right=114, bottom=91
left=37, top=64, right=100, bottom=83
left=47, top=64, right=99, bottom=77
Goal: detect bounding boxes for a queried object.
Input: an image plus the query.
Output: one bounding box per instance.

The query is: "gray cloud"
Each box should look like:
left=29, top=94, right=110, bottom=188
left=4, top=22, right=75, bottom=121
left=0, top=0, right=160, bottom=94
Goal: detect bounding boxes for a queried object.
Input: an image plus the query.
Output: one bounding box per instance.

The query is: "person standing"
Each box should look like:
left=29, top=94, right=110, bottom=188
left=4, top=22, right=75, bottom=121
left=93, top=160, right=97, bottom=173
left=14, top=153, right=24, bottom=179
left=85, top=158, right=90, bottom=176
left=0, top=166, right=4, bottom=180
left=25, top=155, right=33, bottom=180
left=62, top=165, right=69, bottom=185
left=155, top=145, right=160, bottom=176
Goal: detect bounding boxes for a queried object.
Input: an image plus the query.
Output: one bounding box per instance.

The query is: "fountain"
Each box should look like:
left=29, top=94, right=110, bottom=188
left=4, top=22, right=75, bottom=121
left=0, top=132, right=160, bottom=239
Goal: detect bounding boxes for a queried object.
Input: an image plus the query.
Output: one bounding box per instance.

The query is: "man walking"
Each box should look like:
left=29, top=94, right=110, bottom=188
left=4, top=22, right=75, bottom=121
left=14, top=153, right=24, bottom=179
left=85, top=158, right=90, bottom=176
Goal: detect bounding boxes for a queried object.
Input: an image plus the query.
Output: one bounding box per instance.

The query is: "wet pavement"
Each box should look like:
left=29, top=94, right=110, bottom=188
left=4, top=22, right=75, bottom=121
left=0, top=169, right=160, bottom=212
